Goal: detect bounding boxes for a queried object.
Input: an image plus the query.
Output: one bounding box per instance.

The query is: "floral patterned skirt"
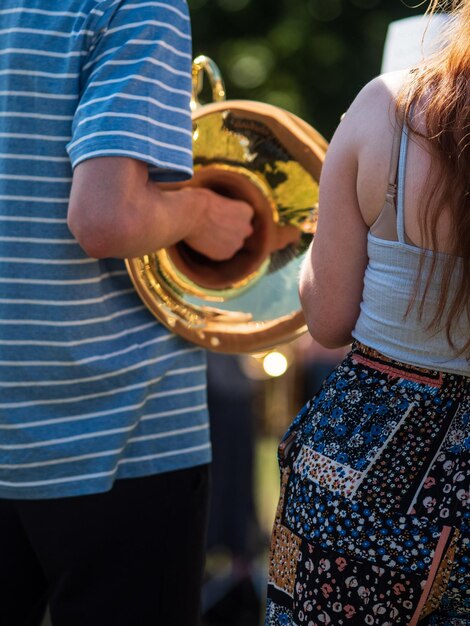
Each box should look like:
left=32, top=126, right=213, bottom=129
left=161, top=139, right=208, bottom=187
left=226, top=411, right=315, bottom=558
left=265, top=342, right=469, bottom=626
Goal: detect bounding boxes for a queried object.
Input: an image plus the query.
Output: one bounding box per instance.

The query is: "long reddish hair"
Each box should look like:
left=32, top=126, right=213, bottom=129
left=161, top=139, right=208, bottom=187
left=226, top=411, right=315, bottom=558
left=400, top=0, right=470, bottom=356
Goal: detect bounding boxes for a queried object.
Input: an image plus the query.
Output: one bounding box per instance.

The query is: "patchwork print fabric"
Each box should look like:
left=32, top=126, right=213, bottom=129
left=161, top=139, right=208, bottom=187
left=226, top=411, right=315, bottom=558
left=265, top=343, right=470, bottom=626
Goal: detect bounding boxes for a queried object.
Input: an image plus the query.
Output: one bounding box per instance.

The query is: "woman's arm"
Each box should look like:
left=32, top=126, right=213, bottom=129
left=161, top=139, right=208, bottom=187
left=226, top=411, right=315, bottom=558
left=298, top=132, right=368, bottom=349
left=299, top=75, right=400, bottom=348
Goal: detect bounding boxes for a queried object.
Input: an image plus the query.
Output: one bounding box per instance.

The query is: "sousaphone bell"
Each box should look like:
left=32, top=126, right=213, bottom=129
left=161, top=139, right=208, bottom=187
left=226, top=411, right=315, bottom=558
left=125, top=56, right=327, bottom=353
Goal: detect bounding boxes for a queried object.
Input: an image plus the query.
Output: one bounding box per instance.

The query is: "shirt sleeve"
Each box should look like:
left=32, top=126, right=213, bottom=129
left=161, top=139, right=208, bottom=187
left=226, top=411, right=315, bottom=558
left=67, top=0, right=193, bottom=182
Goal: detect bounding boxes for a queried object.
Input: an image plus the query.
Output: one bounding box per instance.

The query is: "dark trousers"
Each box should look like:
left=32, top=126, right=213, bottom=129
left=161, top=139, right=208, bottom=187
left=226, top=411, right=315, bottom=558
left=0, top=465, right=210, bottom=626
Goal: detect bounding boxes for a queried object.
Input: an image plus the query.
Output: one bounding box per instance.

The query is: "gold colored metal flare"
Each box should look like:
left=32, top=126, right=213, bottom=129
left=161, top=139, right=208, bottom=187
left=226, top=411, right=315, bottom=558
left=125, top=57, right=327, bottom=353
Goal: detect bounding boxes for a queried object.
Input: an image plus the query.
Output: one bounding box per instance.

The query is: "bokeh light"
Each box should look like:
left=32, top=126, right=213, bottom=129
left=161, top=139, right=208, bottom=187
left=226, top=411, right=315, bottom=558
left=222, top=41, right=275, bottom=89
left=262, top=351, right=289, bottom=378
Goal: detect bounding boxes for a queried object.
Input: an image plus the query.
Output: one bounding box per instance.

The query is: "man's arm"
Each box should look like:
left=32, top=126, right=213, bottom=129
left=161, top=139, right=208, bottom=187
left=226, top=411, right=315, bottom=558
left=68, top=157, right=254, bottom=260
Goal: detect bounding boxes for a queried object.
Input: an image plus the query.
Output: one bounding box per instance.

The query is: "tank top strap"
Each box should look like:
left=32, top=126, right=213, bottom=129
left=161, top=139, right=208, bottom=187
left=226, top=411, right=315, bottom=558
left=385, top=116, right=403, bottom=205
left=396, top=121, right=410, bottom=244
left=369, top=110, right=406, bottom=242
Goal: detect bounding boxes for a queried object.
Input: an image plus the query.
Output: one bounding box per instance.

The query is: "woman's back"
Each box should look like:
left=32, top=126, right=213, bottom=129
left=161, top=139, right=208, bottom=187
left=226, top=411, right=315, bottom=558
left=355, top=71, right=454, bottom=253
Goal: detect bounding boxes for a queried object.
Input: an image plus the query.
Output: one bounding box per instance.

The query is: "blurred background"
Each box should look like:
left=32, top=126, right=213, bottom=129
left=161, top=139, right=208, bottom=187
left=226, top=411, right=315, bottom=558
left=189, top=0, right=427, bottom=139
left=189, top=1, right=429, bottom=625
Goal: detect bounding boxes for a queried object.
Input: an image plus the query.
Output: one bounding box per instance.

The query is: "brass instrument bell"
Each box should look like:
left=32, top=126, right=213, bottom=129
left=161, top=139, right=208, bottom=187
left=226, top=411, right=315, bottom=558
left=125, top=56, right=327, bottom=353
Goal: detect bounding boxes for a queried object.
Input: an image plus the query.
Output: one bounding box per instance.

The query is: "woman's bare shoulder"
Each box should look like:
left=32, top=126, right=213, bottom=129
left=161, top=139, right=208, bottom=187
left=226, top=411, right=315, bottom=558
left=357, top=70, right=409, bottom=102
left=342, top=70, right=410, bottom=133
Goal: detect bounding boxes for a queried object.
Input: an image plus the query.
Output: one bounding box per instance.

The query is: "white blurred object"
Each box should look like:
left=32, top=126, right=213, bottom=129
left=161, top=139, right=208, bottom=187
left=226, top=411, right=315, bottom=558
left=381, top=14, right=450, bottom=72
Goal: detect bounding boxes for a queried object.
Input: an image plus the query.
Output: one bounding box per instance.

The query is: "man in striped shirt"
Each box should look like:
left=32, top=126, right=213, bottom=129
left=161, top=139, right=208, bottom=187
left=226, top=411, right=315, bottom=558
left=0, top=1, right=253, bottom=625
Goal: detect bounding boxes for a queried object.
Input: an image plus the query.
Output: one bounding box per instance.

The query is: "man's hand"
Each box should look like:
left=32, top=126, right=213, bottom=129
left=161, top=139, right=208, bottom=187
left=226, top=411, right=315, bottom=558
left=183, top=188, right=254, bottom=261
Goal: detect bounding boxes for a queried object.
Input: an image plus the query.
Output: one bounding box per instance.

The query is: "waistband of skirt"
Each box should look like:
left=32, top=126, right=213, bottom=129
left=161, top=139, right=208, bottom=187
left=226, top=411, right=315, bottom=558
left=350, top=341, right=469, bottom=387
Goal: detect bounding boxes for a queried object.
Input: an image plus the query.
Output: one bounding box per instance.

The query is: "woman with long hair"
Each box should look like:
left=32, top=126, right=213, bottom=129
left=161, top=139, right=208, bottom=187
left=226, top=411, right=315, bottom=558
left=264, top=1, right=469, bottom=624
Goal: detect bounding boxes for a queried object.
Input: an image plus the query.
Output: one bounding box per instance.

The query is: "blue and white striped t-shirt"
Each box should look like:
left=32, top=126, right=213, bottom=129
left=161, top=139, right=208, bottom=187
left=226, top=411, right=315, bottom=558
left=0, top=0, right=211, bottom=500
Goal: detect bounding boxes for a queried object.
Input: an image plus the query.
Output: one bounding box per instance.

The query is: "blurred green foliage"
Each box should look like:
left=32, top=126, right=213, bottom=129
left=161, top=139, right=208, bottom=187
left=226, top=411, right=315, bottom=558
left=189, top=0, right=426, bottom=139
